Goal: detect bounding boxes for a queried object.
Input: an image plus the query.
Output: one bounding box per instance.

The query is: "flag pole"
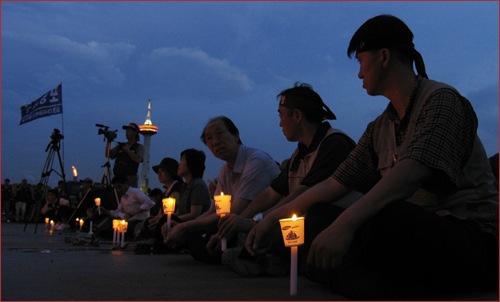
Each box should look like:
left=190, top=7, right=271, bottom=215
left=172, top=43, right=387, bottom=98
left=60, top=82, right=65, bottom=168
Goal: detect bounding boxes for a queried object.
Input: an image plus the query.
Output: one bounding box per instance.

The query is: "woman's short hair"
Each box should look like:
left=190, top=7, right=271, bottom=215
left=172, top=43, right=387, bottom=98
left=181, top=149, right=206, bottom=179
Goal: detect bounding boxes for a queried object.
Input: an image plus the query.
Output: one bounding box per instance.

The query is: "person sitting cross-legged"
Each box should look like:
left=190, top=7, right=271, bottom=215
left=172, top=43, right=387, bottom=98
left=210, top=83, right=360, bottom=277
left=100, top=175, right=155, bottom=239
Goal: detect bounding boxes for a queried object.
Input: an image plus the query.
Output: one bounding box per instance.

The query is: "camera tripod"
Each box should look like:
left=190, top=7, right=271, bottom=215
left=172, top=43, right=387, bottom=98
left=24, top=129, right=69, bottom=233
left=65, top=138, right=120, bottom=226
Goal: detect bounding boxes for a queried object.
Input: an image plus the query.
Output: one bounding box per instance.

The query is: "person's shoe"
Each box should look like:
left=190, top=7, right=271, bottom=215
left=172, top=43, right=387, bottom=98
left=222, top=246, right=262, bottom=277
left=55, top=223, right=67, bottom=231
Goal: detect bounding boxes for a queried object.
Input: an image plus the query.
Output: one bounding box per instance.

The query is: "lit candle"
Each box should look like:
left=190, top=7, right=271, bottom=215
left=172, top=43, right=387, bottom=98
left=214, top=192, right=231, bottom=251
left=95, top=198, right=101, bottom=215
left=116, top=223, right=121, bottom=246
left=120, top=220, right=128, bottom=248
left=162, top=198, right=176, bottom=234
left=50, top=220, right=54, bottom=232
left=45, top=217, right=50, bottom=229
left=79, top=219, right=84, bottom=231
left=279, top=214, right=305, bottom=296
left=112, top=219, right=120, bottom=245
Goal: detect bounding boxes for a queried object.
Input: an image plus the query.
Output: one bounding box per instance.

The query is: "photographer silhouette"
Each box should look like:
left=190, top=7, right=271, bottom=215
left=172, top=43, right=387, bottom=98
left=105, top=123, right=144, bottom=188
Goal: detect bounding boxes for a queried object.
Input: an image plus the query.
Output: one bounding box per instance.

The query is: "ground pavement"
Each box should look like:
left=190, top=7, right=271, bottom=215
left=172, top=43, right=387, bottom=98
left=1, top=222, right=498, bottom=301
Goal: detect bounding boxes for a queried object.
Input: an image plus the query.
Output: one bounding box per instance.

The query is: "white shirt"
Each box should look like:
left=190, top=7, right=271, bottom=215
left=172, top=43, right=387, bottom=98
left=110, top=187, right=155, bottom=221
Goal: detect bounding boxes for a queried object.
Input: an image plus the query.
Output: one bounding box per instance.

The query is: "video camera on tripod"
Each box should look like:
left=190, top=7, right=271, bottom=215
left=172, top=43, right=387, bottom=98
left=45, top=129, right=64, bottom=152
left=96, top=124, right=118, bottom=142
left=50, top=128, right=64, bottom=141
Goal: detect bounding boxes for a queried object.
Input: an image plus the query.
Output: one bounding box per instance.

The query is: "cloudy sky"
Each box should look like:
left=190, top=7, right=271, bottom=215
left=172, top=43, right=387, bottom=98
left=2, top=1, right=498, bottom=191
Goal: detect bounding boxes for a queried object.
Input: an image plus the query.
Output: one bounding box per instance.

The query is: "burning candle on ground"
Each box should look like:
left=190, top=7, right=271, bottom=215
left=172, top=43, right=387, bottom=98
left=112, top=219, right=120, bottom=245
left=279, top=214, right=305, bottom=296
left=79, top=219, right=84, bottom=231
left=162, top=198, right=176, bottom=234
left=214, top=192, right=231, bottom=251
left=45, top=217, right=50, bottom=229
left=50, top=220, right=55, bottom=232
left=120, top=220, right=128, bottom=248
left=95, top=198, right=101, bottom=215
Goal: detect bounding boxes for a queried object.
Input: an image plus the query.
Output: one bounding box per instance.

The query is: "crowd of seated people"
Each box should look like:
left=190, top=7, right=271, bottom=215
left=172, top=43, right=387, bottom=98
left=4, top=15, right=499, bottom=299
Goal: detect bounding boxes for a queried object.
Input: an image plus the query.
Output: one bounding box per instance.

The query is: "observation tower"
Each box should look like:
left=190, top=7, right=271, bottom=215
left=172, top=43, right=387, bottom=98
left=138, top=99, right=158, bottom=193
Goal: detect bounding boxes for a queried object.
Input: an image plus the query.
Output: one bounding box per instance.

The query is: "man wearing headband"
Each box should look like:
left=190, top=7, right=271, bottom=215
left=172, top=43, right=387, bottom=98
left=213, top=83, right=359, bottom=276
left=246, top=15, right=498, bottom=299
left=106, top=123, right=145, bottom=188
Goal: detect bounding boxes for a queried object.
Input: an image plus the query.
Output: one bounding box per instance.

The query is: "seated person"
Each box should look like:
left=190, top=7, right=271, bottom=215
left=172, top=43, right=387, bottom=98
left=100, top=175, right=155, bottom=239
left=128, top=158, right=183, bottom=249
left=172, top=149, right=211, bottom=222
left=210, top=83, right=359, bottom=271
left=153, top=149, right=211, bottom=252
left=164, top=116, right=281, bottom=263
left=133, top=151, right=211, bottom=251
left=246, top=14, right=499, bottom=300
left=40, top=189, right=72, bottom=231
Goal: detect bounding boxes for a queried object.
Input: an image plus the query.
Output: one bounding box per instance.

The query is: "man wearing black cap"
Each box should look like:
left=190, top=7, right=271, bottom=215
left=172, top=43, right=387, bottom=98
left=213, top=83, right=359, bottom=275
left=106, top=123, right=145, bottom=188
left=247, top=15, right=498, bottom=300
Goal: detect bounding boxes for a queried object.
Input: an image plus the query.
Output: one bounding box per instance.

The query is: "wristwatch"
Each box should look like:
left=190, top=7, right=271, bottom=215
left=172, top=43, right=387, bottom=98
left=253, top=213, right=263, bottom=222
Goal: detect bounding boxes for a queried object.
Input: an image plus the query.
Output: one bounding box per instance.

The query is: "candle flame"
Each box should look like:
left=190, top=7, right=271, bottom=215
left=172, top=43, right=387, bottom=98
left=292, top=214, right=297, bottom=221
left=221, top=192, right=224, bottom=196
left=121, top=220, right=126, bottom=224
left=72, top=166, right=77, bottom=178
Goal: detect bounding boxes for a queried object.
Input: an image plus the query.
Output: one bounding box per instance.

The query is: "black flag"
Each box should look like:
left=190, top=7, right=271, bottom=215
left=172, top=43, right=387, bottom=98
left=20, top=84, right=63, bottom=125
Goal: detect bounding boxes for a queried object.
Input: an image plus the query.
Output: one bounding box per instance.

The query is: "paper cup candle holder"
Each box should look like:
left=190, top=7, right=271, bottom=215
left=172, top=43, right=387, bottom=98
left=279, top=214, right=304, bottom=296
left=120, top=220, right=128, bottom=247
left=112, top=219, right=121, bottom=245
left=214, top=193, right=231, bottom=251
left=162, top=197, right=176, bottom=233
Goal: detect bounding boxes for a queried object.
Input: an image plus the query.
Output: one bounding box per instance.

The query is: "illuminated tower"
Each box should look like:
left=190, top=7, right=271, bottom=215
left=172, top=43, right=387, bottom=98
left=138, top=99, right=158, bottom=193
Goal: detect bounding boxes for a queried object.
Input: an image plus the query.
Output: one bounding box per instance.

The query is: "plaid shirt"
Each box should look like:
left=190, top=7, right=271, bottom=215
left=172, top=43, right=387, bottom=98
left=333, top=76, right=476, bottom=194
